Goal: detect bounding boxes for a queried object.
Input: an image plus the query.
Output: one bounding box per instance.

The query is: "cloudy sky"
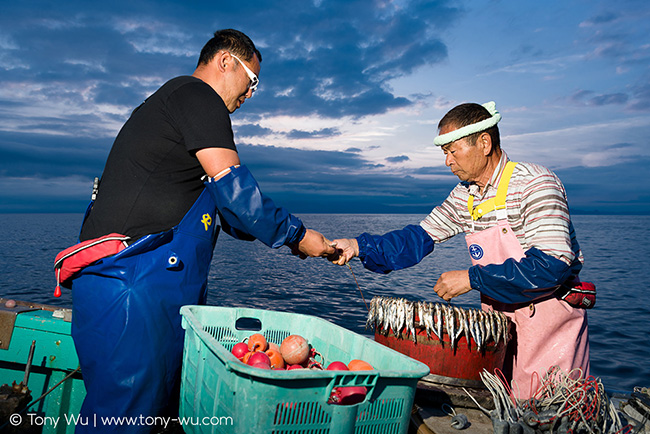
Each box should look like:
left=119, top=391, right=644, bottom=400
left=1, top=0, right=649, bottom=214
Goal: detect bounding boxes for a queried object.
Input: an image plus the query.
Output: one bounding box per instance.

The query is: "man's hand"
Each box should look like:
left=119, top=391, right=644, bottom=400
left=327, top=238, right=359, bottom=265
left=291, top=229, right=336, bottom=258
left=433, top=270, right=472, bottom=301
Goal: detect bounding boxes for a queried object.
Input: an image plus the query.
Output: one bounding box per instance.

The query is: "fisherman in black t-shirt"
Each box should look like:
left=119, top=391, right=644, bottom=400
left=69, top=29, right=335, bottom=433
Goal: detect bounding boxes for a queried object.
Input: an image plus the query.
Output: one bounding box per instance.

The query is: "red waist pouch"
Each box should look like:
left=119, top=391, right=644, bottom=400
left=53, top=233, right=130, bottom=297
left=558, top=279, right=596, bottom=309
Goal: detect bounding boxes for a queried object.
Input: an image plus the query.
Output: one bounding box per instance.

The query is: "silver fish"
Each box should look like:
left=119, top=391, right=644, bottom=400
left=390, top=299, right=398, bottom=332
left=375, top=298, right=384, bottom=330
left=397, top=299, right=406, bottom=339
left=444, top=305, right=456, bottom=350
left=468, top=309, right=478, bottom=350
left=442, top=305, right=450, bottom=345
left=416, top=301, right=425, bottom=330
left=451, top=307, right=457, bottom=350
left=483, top=311, right=493, bottom=344
left=459, top=308, right=471, bottom=348
left=434, top=303, right=443, bottom=342
left=424, top=303, right=435, bottom=340
left=374, top=298, right=382, bottom=328
left=477, top=311, right=487, bottom=346
left=490, top=312, right=499, bottom=344
left=382, top=300, right=391, bottom=336
left=454, top=306, right=465, bottom=342
left=475, top=319, right=483, bottom=352
left=406, top=301, right=416, bottom=342
left=394, top=300, right=403, bottom=338
left=500, top=313, right=509, bottom=345
left=392, top=300, right=401, bottom=338
left=472, top=310, right=483, bottom=352
left=366, top=297, right=376, bottom=329
left=383, top=298, right=391, bottom=333
left=494, top=311, right=503, bottom=346
left=388, top=300, right=397, bottom=336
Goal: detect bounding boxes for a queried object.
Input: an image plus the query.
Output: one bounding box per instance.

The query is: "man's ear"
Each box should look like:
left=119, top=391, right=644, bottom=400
left=214, top=51, right=229, bottom=73
left=479, top=132, right=493, bottom=156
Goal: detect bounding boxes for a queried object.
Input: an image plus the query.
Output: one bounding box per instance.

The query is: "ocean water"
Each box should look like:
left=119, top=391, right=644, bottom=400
left=0, top=213, right=648, bottom=392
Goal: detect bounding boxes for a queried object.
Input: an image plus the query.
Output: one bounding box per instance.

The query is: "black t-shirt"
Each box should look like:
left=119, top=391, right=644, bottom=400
left=80, top=76, right=236, bottom=241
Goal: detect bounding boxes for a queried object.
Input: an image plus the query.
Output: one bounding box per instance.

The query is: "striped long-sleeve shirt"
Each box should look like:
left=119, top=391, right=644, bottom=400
left=420, top=152, right=584, bottom=276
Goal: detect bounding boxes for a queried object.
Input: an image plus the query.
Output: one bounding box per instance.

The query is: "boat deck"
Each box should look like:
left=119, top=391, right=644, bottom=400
left=410, top=376, right=494, bottom=434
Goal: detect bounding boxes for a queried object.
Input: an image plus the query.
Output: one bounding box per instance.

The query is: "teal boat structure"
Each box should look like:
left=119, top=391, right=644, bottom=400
left=0, top=299, right=84, bottom=434
left=1, top=297, right=648, bottom=434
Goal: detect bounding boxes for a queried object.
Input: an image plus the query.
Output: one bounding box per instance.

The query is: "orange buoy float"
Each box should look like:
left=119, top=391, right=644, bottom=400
left=280, top=335, right=310, bottom=365
left=247, top=333, right=268, bottom=352
left=348, top=359, right=373, bottom=371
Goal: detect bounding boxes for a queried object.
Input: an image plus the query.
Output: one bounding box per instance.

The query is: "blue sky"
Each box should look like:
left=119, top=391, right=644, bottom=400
left=1, top=0, right=649, bottom=214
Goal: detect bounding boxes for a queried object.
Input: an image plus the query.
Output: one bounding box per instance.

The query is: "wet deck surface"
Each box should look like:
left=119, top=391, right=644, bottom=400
left=410, top=378, right=495, bottom=434
left=413, top=404, right=493, bottom=434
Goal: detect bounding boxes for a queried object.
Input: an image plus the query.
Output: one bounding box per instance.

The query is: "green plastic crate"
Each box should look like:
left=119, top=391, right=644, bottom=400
left=179, top=305, right=429, bottom=434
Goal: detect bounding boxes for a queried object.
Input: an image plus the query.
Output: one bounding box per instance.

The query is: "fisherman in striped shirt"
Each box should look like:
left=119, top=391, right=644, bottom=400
left=330, top=101, right=590, bottom=399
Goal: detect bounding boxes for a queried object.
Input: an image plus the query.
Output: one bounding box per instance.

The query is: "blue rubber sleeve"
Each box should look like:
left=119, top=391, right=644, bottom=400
left=207, top=165, right=306, bottom=248
left=467, top=247, right=572, bottom=304
left=356, top=225, right=435, bottom=274
left=217, top=211, right=256, bottom=241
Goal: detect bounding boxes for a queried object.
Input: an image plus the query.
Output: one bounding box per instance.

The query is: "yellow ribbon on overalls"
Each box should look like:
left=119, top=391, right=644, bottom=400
left=467, top=161, right=518, bottom=221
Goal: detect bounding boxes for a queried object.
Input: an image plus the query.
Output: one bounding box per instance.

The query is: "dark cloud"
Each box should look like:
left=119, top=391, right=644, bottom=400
left=570, top=90, right=629, bottom=107
left=590, top=93, right=628, bottom=105
left=0, top=0, right=460, bottom=148
left=285, top=127, right=340, bottom=140
left=236, top=0, right=458, bottom=118
left=2, top=127, right=649, bottom=214
left=92, top=82, right=148, bottom=106
left=237, top=143, right=367, bottom=174
left=556, top=158, right=650, bottom=214
left=0, top=130, right=110, bottom=179
left=582, top=12, right=620, bottom=26
left=233, top=145, right=650, bottom=215
left=0, top=131, right=455, bottom=213
left=603, top=142, right=634, bottom=150
left=580, top=6, right=650, bottom=69
left=2, top=1, right=648, bottom=215
left=385, top=155, right=409, bottom=163
left=510, top=44, right=545, bottom=62
left=211, top=142, right=457, bottom=213
left=0, top=1, right=462, bottom=213
left=628, top=80, right=650, bottom=111
left=234, top=124, right=343, bottom=140
left=413, top=166, right=451, bottom=175
left=234, top=123, right=274, bottom=138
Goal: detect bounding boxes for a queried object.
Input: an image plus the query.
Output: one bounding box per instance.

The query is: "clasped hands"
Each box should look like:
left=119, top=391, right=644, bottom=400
left=290, top=233, right=358, bottom=263
left=290, top=232, right=358, bottom=262
left=294, top=234, right=472, bottom=302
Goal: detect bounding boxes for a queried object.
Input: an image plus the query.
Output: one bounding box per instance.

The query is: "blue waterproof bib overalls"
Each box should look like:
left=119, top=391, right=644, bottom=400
left=71, top=184, right=219, bottom=432
left=71, top=165, right=305, bottom=433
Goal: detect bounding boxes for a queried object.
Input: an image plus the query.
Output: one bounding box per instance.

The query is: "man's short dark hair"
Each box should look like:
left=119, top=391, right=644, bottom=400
left=438, top=103, right=500, bottom=148
left=197, top=29, right=262, bottom=67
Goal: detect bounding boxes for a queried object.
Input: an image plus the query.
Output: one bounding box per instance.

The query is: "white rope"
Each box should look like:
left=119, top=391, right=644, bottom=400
left=476, top=366, right=626, bottom=433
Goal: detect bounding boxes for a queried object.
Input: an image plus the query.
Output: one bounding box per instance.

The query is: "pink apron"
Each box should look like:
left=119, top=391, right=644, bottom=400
left=465, top=162, right=589, bottom=399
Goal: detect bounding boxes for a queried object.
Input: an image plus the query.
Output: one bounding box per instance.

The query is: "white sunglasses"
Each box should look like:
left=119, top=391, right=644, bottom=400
left=230, top=53, right=259, bottom=92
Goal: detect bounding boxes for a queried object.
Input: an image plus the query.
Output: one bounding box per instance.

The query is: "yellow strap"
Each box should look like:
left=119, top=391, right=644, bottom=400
left=467, top=161, right=518, bottom=221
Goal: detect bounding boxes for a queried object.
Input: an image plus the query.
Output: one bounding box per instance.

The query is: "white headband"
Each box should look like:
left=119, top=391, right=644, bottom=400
left=433, top=101, right=501, bottom=146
